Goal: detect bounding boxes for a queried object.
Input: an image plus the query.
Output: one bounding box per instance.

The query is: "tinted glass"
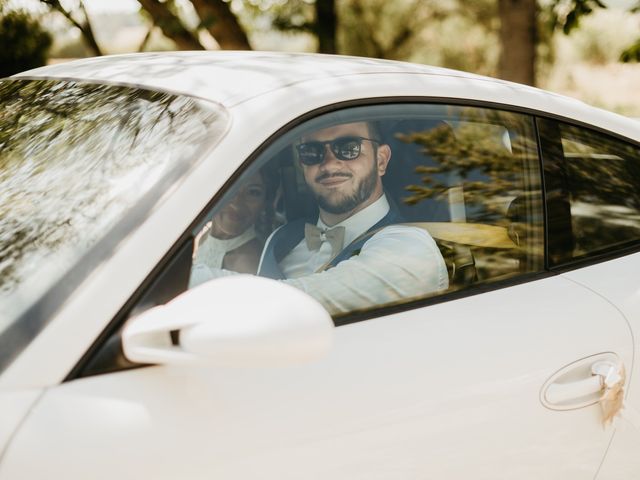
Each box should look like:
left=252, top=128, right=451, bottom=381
left=559, top=123, right=640, bottom=259
left=188, top=104, right=544, bottom=319
left=0, top=79, right=228, bottom=371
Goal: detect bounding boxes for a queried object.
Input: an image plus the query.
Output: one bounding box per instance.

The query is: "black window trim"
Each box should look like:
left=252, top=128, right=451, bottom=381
left=68, top=95, right=640, bottom=380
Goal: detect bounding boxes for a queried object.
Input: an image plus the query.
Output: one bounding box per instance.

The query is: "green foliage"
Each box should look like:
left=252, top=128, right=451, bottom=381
left=619, top=0, right=640, bottom=63
left=620, top=39, right=640, bottom=63
left=620, top=0, right=640, bottom=62
left=560, top=11, right=637, bottom=65
left=399, top=120, right=528, bottom=221
left=545, top=0, right=606, bottom=35
left=50, top=35, right=93, bottom=59
left=266, top=0, right=314, bottom=33
left=426, top=13, right=500, bottom=76
left=0, top=8, right=52, bottom=77
left=257, top=0, right=500, bottom=74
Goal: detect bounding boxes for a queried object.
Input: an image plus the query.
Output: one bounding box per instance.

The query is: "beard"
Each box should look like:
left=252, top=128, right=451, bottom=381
left=314, top=161, right=379, bottom=215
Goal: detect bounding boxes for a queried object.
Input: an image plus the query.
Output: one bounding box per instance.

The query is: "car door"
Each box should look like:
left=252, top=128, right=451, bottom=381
left=536, top=118, right=640, bottom=479
left=1, top=103, right=633, bottom=480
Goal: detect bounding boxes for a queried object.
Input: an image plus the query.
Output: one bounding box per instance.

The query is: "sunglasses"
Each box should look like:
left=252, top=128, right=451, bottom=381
left=296, top=136, right=379, bottom=166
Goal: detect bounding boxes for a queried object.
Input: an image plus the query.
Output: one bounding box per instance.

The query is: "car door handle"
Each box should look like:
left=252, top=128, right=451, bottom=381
left=545, top=373, right=603, bottom=404
left=541, top=355, right=624, bottom=410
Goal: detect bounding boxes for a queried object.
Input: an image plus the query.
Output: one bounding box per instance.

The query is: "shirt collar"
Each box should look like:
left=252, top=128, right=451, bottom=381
left=317, top=194, right=390, bottom=247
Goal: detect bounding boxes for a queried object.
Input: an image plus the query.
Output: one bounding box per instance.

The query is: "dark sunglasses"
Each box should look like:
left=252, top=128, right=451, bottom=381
left=296, top=136, right=379, bottom=166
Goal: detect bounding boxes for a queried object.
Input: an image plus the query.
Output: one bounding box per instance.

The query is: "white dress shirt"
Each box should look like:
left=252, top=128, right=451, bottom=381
left=280, top=195, right=392, bottom=277
left=190, top=194, right=449, bottom=315
left=279, top=195, right=449, bottom=315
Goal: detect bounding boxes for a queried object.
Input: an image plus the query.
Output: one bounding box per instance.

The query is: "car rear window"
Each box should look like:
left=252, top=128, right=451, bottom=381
left=559, top=123, right=640, bottom=259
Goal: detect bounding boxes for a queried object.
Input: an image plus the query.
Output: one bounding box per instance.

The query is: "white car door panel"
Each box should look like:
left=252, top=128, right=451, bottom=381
left=559, top=253, right=640, bottom=479
left=1, top=275, right=631, bottom=479
left=0, top=390, right=42, bottom=458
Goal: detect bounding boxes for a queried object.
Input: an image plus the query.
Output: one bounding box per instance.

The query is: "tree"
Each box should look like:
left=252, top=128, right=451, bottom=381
left=38, top=0, right=252, bottom=55
left=136, top=0, right=250, bottom=50
left=497, top=0, right=537, bottom=85
left=39, top=0, right=103, bottom=56
left=497, top=0, right=606, bottom=86
left=315, top=0, right=337, bottom=54
left=266, top=0, right=452, bottom=58
left=0, top=7, right=52, bottom=76
left=342, top=0, right=447, bottom=59
left=265, top=0, right=337, bottom=53
left=137, top=0, right=204, bottom=50
left=191, top=0, right=251, bottom=50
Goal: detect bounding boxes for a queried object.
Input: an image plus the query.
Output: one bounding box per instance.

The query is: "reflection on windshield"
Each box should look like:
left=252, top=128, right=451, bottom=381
left=0, top=79, right=226, bottom=344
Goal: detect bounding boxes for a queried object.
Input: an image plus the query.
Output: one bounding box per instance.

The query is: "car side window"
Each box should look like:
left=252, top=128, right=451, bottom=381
left=555, top=122, right=640, bottom=260
left=189, top=104, right=544, bottom=318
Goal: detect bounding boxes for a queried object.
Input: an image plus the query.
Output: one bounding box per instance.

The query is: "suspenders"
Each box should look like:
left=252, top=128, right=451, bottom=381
left=258, top=209, right=403, bottom=279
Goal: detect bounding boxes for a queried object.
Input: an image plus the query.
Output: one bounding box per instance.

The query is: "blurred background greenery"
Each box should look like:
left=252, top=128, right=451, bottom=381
left=1, top=0, right=639, bottom=115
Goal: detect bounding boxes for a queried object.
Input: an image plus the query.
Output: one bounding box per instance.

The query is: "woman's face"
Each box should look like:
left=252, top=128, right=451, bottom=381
left=210, top=173, right=267, bottom=239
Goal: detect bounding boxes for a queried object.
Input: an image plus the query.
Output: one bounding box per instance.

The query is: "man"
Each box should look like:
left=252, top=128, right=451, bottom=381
left=192, top=121, right=448, bottom=315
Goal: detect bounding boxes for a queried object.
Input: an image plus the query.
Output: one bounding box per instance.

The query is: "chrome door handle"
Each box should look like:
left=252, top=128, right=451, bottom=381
left=545, top=373, right=603, bottom=404
left=541, top=354, right=624, bottom=410
left=545, top=360, right=622, bottom=404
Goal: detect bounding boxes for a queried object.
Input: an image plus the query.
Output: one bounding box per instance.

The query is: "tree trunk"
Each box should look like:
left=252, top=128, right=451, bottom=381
left=498, top=0, right=537, bottom=86
left=137, top=0, right=204, bottom=50
left=315, top=0, right=337, bottom=54
left=191, top=0, right=251, bottom=50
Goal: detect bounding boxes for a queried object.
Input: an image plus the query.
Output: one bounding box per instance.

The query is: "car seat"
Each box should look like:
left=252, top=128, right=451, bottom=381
left=381, top=119, right=478, bottom=287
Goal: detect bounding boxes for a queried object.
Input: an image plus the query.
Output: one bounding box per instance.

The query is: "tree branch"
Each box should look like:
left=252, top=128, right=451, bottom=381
left=39, top=0, right=103, bottom=55
left=137, top=0, right=204, bottom=50
left=191, top=0, right=251, bottom=50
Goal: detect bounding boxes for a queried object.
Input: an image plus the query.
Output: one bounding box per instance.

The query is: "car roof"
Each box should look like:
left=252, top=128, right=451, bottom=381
left=12, top=51, right=640, bottom=142
left=13, top=51, right=530, bottom=107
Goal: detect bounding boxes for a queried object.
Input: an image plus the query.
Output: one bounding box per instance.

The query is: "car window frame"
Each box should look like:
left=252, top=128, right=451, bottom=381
left=71, top=99, right=640, bottom=381
left=177, top=100, right=554, bottom=322
left=70, top=97, right=560, bottom=380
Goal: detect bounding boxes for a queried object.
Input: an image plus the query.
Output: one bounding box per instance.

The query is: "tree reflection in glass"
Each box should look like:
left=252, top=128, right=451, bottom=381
left=390, top=108, right=544, bottom=284
left=0, top=79, right=226, bottom=328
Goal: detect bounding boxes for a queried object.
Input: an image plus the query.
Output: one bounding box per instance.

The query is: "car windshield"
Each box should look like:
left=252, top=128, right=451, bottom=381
left=0, top=79, right=228, bottom=372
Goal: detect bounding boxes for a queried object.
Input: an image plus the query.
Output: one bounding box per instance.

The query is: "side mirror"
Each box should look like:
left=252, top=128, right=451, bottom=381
left=122, top=275, right=334, bottom=367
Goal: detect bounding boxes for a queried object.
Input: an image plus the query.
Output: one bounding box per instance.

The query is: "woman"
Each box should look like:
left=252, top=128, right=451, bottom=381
left=193, top=169, right=275, bottom=274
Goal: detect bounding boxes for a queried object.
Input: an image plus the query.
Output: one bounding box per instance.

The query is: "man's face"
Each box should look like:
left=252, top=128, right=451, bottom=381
left=298, top=122, right=390, bottom=222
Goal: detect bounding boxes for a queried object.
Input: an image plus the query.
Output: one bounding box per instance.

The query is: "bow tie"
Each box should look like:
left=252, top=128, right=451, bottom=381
left=304, top=223, right=345, bottom=257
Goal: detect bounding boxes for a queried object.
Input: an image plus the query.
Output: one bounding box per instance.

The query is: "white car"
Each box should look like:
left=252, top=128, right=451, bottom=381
left=2, top=51, right=640, bottom=479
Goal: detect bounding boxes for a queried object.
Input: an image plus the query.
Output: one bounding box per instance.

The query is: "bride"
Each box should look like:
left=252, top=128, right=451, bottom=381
left=193, top=169, right=276, bottom=274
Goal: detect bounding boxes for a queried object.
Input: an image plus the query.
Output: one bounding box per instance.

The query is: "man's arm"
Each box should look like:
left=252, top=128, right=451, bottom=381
left=283, top=225, right=448, bottom=316
left=190, top=225, right=449, bottom=316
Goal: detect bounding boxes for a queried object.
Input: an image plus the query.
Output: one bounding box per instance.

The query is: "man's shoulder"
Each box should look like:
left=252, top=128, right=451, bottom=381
left=362, top=222, right=441, bottom=252
left=372, top=223, right=437, bottom=240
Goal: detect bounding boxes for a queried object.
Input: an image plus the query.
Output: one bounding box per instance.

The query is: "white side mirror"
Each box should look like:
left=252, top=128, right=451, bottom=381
left=122, top=275, right=334, bottom=367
